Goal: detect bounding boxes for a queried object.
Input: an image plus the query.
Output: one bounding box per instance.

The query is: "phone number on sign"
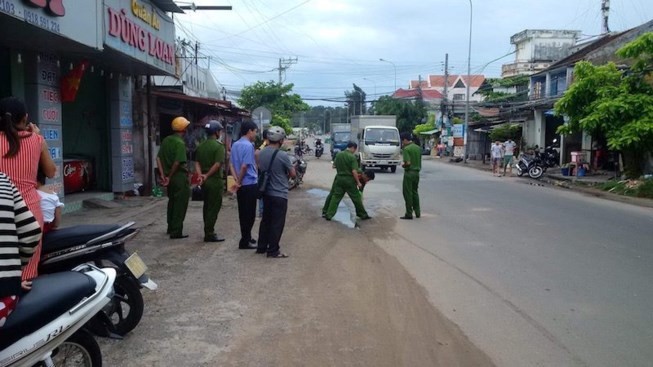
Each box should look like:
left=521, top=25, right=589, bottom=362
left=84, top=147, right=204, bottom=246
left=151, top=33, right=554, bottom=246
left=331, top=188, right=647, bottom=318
left=0, top=0, right=16, bottom=15
left=24, top=9, right=61, bottom=33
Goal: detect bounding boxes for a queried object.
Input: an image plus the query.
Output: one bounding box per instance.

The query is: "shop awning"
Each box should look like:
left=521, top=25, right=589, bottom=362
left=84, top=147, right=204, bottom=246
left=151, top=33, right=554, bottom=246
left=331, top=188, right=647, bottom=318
left=152, top=0, right=185, bottom=13
left=152, top=90, right=232, bottom=109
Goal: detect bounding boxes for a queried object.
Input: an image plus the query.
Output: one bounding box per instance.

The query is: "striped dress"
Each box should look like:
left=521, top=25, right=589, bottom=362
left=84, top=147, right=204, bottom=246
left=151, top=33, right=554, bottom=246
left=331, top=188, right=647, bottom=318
left=0, top=131, right=45, bottom=280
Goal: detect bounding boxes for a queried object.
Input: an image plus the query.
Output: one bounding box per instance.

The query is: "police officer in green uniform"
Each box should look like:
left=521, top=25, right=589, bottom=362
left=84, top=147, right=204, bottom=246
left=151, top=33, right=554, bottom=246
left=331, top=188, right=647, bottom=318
left=325, top=142, right=370, bottom=221
left=157, top=116, right=191, bottom=239
left=195, top=120, right=226, bottom=242
left=400, top=132, right=422, bottom=219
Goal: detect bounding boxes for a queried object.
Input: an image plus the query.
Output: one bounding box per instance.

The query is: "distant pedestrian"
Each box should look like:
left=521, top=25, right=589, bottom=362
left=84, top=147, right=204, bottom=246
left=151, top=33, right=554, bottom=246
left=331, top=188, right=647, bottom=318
left=491, top=141, right=503, bottom=176
left=324, top=142, right=370, bottom=221
left=400, top=132, right=422, bottom=219
left=257, top=127, right=295, bottom=258
left=195, top=120, right=226, bottom=243
left=157, top=116, right=191, bottom=239
left=229, top=121, right=259, bottom=249
left=503, top=139, right=516, bottom=176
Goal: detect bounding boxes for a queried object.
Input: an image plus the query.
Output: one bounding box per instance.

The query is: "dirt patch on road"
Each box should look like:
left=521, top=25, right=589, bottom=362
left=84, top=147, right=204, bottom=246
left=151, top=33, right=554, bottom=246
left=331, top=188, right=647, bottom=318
left=91, top=190, right=492, bottom=366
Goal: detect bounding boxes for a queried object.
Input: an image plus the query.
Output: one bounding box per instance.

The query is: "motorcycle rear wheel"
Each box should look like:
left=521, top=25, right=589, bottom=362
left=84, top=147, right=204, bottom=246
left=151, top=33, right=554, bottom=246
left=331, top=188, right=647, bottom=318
left=105, top=276, right=144, bottom=335
left=52, top=329, right=102, bottom=366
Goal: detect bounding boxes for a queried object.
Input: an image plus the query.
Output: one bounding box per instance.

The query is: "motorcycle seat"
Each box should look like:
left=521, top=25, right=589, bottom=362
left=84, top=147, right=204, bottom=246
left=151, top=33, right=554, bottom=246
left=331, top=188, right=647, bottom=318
left=42, top=224, right=122, bottom=253
left=0, top=271, right=96, bottom=350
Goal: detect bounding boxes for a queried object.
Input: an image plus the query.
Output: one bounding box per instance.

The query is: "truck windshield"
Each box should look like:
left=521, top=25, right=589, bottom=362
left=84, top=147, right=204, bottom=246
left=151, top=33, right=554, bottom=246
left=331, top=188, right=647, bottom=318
left=332, top=132, right=350, bottom=143
left=364, top=128, right=400, bottom=145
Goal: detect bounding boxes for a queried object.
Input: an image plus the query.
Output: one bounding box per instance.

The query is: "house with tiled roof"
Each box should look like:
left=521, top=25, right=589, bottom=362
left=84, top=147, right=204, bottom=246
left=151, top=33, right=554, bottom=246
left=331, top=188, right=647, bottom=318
left=409, top=74, right=486, bottom=103
left=392, top=88, right=444, bottom=103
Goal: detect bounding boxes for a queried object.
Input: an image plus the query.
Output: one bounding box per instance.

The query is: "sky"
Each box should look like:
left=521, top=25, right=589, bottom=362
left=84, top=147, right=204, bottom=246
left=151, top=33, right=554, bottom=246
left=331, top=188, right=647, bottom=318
left=173, top=0, right=653, bottom=106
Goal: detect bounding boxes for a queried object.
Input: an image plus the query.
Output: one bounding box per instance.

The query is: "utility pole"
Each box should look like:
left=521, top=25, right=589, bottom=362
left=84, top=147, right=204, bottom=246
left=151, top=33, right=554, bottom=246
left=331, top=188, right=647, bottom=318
left=601, top=0, right=610, bottom=34
left=278, top=57, right=298, bottom=84
left=194, top=42, right=199, bottom=65
left=442, top=53, right=449, bottom=126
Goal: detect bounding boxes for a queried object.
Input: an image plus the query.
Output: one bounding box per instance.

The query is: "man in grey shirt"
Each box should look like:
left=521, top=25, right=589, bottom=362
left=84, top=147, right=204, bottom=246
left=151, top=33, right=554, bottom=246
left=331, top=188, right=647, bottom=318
left=257, top=127, right=296, bottom=258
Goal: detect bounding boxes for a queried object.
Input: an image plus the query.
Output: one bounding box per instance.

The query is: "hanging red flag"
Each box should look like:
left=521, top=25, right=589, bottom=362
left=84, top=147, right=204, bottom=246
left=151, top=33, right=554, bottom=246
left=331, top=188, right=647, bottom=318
left=60, top=60, right=89, bottom=103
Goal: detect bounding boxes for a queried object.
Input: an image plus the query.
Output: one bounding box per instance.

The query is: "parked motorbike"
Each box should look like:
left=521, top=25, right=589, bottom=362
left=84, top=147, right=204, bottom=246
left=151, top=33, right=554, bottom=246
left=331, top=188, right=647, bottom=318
left=0, top=264, right=116, bottom=367
left=39, top=221, right=156, bottom=336
left=515, top=154, right=542, bottom=179
left=289, top=154, right=307, bottom=189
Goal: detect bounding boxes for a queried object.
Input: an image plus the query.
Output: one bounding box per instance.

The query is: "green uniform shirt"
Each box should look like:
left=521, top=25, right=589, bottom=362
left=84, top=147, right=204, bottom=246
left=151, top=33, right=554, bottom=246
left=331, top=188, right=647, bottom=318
left=158, top=134, right=188, bottom=175
left=334, top=150, right=359, bottom=176
left=195, top=139, right=225, bottom=178
left=402, top=142, right=422, bottom=171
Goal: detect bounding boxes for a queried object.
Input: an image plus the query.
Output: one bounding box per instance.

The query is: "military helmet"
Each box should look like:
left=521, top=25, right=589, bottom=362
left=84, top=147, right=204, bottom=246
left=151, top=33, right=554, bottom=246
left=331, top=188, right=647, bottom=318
left=266, top=126, right=286, bottom=142
left=204, top=120, right=223, bottom=135
left=171, top=116, right=191, bottom=132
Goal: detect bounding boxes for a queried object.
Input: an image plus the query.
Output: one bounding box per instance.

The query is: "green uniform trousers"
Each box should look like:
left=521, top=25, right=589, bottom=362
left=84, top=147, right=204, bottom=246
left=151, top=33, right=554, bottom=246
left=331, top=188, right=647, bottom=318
left=322, top=176, right=337, bottom=215
left=326, top=175, right=368, bottom=219
left=403, top=170, right=420, bottom=218
left=202, top=177, right=224, bottom=238
left=167, top=172, right=190, bottom=236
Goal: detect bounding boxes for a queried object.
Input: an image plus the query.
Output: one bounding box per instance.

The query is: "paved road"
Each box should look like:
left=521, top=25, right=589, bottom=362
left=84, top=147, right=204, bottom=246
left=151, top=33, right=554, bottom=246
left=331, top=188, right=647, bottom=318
left=310, top=154, right=653, bottom=367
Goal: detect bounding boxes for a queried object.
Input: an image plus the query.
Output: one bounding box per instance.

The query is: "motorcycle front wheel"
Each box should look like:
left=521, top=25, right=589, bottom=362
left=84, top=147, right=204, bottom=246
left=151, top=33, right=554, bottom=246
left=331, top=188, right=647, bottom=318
left=528, top=165, right=544, bottom=179
left=516, top=166, right=524, bottom=177
left=52, top=329, right=102, bottom=366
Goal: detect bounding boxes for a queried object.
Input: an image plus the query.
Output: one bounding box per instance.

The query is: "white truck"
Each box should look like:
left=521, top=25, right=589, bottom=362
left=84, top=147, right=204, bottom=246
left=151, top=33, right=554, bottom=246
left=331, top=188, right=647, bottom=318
left=350, top=115, right=401, bottom=173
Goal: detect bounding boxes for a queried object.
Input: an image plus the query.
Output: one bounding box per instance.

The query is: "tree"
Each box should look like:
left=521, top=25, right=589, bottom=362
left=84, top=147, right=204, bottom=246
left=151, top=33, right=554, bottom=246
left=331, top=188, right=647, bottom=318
left=374, top=96, right=427, bottom=133
left=412, top=114, right=435, bottom=135
left=345, top=84, right=367, bottom=117
left=237, top=81, right=310, bottom=134
left=554, top=33, right=653, bottom=177
left=476, top=75, right=529, bottom=103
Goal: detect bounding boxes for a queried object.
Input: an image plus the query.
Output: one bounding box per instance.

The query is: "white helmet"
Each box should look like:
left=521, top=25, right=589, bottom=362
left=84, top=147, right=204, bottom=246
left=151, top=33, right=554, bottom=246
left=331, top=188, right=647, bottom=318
left=267, top=126, right=286, bottom=142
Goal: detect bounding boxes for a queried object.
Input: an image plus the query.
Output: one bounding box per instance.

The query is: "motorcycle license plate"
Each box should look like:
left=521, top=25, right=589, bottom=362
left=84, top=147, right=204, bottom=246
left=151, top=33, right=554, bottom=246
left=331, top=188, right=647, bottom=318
left=124, top=252, right=147, bottom=279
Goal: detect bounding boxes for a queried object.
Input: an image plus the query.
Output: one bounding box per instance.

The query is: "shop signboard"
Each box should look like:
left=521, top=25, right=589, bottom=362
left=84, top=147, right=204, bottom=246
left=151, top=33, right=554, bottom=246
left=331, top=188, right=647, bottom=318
left=109, top=76, right=135, bottom=191
left=22, top=52, right=64, bottom=196
left=103, top=0, right=175, bottom=75
left=0, top=0, right=101, bottom=48
left=452, top=124, right=464, bottom=138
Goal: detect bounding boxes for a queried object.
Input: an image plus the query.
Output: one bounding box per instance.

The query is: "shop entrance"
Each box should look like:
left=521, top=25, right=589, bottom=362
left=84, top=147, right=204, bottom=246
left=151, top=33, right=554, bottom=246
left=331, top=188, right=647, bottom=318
left=61, top=65, right=111, bottom=193
left=0, top=48, right=11, bottom=98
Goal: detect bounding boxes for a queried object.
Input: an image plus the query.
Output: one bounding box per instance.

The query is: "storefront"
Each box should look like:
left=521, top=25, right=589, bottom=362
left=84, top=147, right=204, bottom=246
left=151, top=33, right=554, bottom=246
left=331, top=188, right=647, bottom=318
left=0, top=0, right=178, bottom=205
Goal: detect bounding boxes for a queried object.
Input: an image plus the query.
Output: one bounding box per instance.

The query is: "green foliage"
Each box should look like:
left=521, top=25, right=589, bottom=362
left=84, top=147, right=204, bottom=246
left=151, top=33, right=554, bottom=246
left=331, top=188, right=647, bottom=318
left=412, top=114, right=436, bottom=135
left=488, top=124, right=521, bottom=142
left=599, top=179, right=653, bottom=198
left=374, top=95, right=427, bottom=132
left=476, top=75, right=529, bottom=102
left=237, top=81, right=310, bottom=135
left=345, top=84, right=367, bottom=116
left=554, top=33, right=653, bottom=177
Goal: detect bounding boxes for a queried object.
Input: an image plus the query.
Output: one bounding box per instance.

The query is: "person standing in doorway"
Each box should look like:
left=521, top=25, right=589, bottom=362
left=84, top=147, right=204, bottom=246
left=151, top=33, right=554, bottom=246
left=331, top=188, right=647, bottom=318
left=503, top=138, right=516, bottom=176
left=229, top=121, right=258, bottom=250
left=157, top=116, right=191, bottom=239
left=195, top=120, right=226, bottom=243
left=324, top=142, right=370, bottom=221
left=491, top=141, right=504, bottom=177
left=400, top=132, right=422, bottom=220
left=257, top=127, right=295, bottom=258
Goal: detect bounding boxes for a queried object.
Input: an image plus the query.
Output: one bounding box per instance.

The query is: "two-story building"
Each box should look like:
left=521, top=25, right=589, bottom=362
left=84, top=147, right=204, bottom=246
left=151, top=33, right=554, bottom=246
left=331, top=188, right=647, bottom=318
left=501, top=29, right=581, bottom=77
left=524, top=19, right=653, bottom=166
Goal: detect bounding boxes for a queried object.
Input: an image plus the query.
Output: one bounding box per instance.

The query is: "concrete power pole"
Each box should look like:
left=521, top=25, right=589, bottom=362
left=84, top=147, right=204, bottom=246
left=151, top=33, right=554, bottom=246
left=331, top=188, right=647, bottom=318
left=601, top=0, right=610, bottom=34
left=442, top=53, right=449, bottom=125
left=278, top=57, right=298, bottom=84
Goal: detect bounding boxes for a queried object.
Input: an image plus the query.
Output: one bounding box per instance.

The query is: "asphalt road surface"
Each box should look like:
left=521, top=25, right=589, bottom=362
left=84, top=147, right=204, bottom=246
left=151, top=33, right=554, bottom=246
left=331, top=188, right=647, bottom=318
left=326, top=153, right=653, bottom=367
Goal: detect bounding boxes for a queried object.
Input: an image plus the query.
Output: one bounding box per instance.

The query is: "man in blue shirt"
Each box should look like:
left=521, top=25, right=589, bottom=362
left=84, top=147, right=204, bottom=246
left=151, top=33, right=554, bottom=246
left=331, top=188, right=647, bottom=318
left=229, top=121, right=259, bottom=249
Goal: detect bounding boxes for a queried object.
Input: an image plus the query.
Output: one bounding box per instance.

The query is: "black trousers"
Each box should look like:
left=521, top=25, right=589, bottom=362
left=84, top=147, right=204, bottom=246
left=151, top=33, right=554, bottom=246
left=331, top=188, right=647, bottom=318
left=236, top=184, right=258, bottom=246
left=258, top=195, right=288, bottom=255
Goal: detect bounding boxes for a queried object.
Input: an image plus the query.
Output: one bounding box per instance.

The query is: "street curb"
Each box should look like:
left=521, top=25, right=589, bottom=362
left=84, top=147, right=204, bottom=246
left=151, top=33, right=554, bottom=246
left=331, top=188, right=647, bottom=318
left=113, top=198, right=168, bottom=224
left=433, top=159, right=653, bottom=209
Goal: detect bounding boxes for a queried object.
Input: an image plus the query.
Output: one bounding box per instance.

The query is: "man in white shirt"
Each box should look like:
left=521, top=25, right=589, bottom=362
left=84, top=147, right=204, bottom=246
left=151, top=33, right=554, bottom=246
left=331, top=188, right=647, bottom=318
left=503, top=139, right=516, bottom=176
left=491, top=141, right=504, bottom=176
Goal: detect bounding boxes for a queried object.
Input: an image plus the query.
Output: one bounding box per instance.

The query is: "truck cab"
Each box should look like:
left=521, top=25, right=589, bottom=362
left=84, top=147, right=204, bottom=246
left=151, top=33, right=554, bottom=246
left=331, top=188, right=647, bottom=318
left=330, top=130, right=351, bottom=160
left=357, top=125, right=401, bottom=172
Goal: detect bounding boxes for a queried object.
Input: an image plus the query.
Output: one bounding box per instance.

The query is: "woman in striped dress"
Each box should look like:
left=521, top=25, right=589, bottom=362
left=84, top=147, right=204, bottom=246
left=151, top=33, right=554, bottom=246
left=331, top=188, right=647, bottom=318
left=0, top=97, right=56, bottom=280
